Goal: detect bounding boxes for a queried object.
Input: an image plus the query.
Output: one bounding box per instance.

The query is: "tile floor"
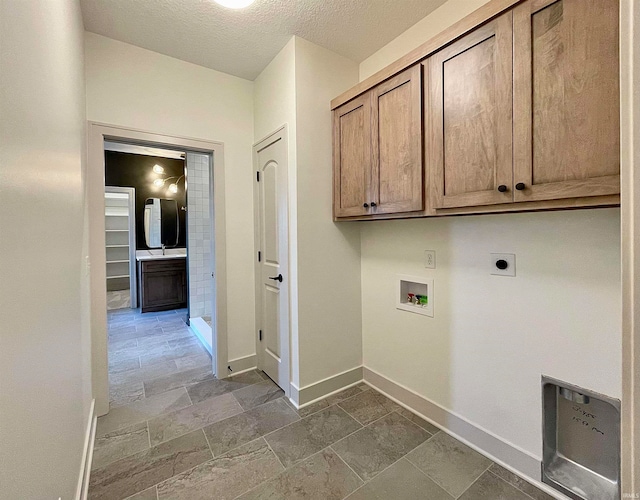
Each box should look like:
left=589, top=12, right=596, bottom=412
left=90, top=308, right=554, bottom=500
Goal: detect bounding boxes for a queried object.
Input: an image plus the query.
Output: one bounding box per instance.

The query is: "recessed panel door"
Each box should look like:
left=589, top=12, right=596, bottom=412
left=255, top=131, right=289, bottom=392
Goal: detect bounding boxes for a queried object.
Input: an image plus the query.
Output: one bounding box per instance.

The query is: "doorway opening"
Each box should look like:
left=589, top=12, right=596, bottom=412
left=88, top=123, right=227, bottom=416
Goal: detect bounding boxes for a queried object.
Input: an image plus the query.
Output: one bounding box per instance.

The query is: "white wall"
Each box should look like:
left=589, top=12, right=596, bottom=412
left=0, top=0, right=90, bottom=498
left=85, top=33, right=255, bottom=361
left=294, top=38, right=362, bottom=388
left=359, top=0, right=622, bottom=474
left=253, top=38, right=300, bottom=385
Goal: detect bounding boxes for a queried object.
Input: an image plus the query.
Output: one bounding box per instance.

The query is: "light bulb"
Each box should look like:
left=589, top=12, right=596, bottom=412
left=153, top=164, right=164, bottom=174
left=153, top=178, right=165, bottom=187
left=214, top=0, right=255, bottom=8
left=169, top=183, right=178, bottom=194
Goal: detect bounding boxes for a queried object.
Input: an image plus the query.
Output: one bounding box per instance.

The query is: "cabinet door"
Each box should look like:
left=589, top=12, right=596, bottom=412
left=333, top=93, right=372, bottom=218
left=429, top=12, right=513, bottom=209
left=513, top=0, right=619, bottom=202
left=371, top=65, right=423, bottom=214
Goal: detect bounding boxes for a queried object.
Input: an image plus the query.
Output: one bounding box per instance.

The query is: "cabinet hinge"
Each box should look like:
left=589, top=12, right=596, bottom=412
left=258, top=251, right=261, bottom=262
left=257, top=171, right=260, bottom=182
left=259, top=330, right=262, bottom=341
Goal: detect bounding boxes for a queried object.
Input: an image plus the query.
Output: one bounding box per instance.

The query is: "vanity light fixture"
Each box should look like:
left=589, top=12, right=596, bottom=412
left=168, top=183, right=178, bottom=194
left=152, top=164, right=165, bottom=174
left=153, top=178, right=165, bottom=187
left=214, top=0, right=255, bottom=8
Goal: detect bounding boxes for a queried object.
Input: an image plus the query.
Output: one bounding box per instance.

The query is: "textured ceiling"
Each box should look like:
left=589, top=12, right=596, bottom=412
left=81, top=0, right=447, bottom=80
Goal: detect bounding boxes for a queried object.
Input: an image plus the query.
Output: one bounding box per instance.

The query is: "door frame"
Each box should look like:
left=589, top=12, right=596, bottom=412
left=88, top=122, right=228, bottom=417
left=104, top=186, right=137, bottom=308
left=253, top=125, right=290, bottom=397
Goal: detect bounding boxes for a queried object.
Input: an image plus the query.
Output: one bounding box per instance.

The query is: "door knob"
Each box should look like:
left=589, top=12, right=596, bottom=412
left=515, top=182, right=526, bottom=191
left=363, top=203, right=369, bottom=208
left=498, top=185, right=508, bottom=192
left=269, top=274, right=283, bottom=282
left=370, top=202, right=377, bottom=207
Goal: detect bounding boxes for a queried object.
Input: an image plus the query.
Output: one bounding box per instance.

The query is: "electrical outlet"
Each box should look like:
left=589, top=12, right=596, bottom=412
left=491, top=253, right=516, bottom=277
left=424, top=250, right=436, bottom=269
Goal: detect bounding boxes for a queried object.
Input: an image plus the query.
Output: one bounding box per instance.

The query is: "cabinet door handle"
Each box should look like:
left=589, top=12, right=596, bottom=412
left=363, top=203, right=369, bottom=208
left=498, top=185, right=508, bottom=192
left=268, top=274, right=283, bottom=283
left=515, top=183, right=526, bottom=191
left=370, top=202, right=377, bottom=207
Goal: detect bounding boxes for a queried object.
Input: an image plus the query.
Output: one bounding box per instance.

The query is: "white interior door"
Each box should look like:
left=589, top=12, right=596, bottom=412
left=254, top=129, right=289, bottom=393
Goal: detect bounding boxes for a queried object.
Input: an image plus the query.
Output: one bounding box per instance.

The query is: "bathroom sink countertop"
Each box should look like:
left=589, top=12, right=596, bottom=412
left=136, top=249, right=187, bottom=261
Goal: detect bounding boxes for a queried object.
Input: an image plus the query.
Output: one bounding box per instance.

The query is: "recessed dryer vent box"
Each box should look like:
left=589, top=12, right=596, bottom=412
left=396, top=275, right=433, bottom=317
left=542, top=376, right=620, bottom=500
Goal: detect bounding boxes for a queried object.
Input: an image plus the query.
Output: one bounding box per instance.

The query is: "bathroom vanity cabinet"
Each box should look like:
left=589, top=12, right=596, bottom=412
left=139, top=257, right=187, bottom=313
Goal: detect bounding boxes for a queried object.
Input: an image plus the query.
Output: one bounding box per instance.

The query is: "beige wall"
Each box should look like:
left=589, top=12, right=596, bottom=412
left=293, top=38, right=362, bottom=388
left=359, top=0, right=491, bottom=80
left=0, top=0, right=90, bottom=498
left=84, top=33, right=256, bottom=361
left=358, top=0, right=622, bottom=480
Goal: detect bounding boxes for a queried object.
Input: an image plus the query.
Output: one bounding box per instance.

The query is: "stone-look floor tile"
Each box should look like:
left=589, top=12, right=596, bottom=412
left=396, top=408, right=440, bottom=435
left=331, top=411, right=430, bottom=481
left=109, top=338, right=138, bottom=352
left=89, top=430, right=212, bottom=500
left=188, top=375, right=274, bottom=406
left=406, top=431, right=492, bottom=498
left=324, top=385, right=367, bottom=406
left=488, top=463, right=555, bottom=500
left=459, top=471, right=531, bottom=500
left=238, top=448, right=363, bottom=500
left=110, top=360, right=179, bottom=386
left=175, top=353, right=212, bottom=371
left=204, top=398, right=300, bottom=456
left=109, top=356, right=141, bottom=374
left=338, top=390, right=402, bottom=425
left=139, top=344, right=203, bottom=367
left=97, top=387, right=192, bottom=435
left=156, top=438, right=284, bottom=500
left=355, top=382, right=370, bottom=392
left=144, top=366, right=214, bottom=397
left=228, top=370, right=265, bottom=386
left=124, top=486, right=157, bottom=500
left=110, top=380, right=145, bottom=408
left=92, top=422, right=150, bottom=470
left=284, top=397, right=331, bottom=418
left=265, top=405, right=362, bottom=468
left=232, top=379, right=285, bottom=411
left=345, top=458, right=453, bottom=500
left=148, top=393, right=243, bottom=446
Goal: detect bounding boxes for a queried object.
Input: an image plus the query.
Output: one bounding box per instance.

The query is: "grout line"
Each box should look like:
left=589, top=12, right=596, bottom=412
left=452, top=462, right=494, bottom=499
left=146, top=420, right=152, bottom=449
left=328, top=444, right=368, bottom=483
left=264, top=437, right=287, bottom=470
left=486, top=468, right=542, bottom=500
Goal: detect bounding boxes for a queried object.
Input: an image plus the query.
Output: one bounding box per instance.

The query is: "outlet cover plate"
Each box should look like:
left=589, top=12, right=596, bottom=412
left=424, top=250, right=436, bottom=269
left=491, top=253, right=516, bottom=277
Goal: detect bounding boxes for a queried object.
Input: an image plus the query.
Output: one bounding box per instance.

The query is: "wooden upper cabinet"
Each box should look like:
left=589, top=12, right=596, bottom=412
left=333, top=93, right=372, bottom=218
left=512, top=0, right=620, bottom=202
left=370, top=65, right=424, bottom=215
left=333, top=65, right=423, bottom=219
left=429, top=12, right=513, bottom=210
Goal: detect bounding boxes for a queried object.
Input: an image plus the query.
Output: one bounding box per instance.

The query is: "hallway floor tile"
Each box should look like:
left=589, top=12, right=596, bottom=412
left=90, top=308, right=555, bottom=500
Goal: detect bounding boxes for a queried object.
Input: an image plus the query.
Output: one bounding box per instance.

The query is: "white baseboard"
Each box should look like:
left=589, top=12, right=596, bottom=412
left=75, top=399, right=97, bottom=500
left=189, top=318, right=213, bottom=355
left=291, top=366, right=363, bottom=406
left=227, top=354, right=257, bottom=376
left=363, top=367, right=557, bottom=495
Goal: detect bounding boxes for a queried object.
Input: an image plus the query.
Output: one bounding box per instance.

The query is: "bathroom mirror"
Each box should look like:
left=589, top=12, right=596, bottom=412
left=144, top=198, right=179, bottom=248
